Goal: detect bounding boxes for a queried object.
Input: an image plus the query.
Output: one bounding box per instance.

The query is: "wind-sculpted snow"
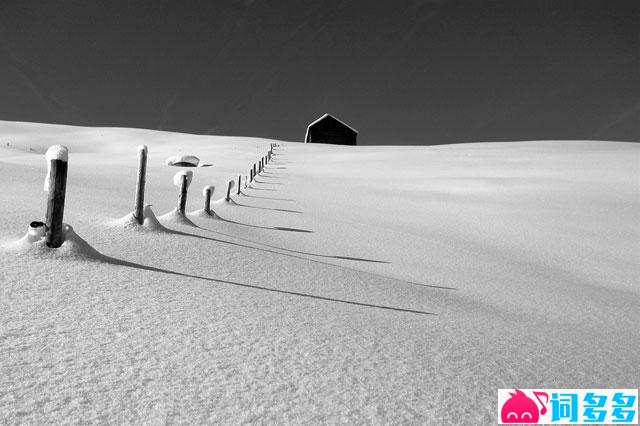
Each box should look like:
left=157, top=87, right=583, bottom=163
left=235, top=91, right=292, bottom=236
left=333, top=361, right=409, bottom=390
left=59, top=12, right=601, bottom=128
left=0, top=122, right=638, bottom=424
left=109, top=205, right=168, bottom=232
left=4, top=223, right=102, bottom=261
left=166, top=154, right=200, bottom=167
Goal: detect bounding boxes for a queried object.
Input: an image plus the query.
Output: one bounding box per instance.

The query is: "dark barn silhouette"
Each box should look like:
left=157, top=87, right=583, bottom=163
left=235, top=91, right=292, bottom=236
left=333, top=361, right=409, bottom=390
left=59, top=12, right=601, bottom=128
left=305, top=114, right=358, bottom=145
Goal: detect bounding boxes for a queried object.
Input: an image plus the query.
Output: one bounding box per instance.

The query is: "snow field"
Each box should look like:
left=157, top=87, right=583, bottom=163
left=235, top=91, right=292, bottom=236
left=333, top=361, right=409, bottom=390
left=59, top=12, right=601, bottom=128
left=0, top=121, right=638, bottom=424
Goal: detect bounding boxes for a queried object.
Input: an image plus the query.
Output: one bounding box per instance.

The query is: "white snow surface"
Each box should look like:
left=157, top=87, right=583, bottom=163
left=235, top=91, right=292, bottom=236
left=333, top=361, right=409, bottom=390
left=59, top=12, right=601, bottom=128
left=0, top=120, right=638, bottom=424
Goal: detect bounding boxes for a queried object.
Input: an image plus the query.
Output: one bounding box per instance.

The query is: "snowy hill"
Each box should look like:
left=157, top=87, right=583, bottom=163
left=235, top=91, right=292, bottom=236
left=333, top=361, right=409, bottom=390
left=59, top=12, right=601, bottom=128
left=0, top=121, right=638, bottom=424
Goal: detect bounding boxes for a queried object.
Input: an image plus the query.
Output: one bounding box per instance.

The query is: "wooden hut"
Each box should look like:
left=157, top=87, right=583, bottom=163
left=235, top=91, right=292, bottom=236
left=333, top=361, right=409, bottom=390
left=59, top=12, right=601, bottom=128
left=304, top=114, right=358, bottom=145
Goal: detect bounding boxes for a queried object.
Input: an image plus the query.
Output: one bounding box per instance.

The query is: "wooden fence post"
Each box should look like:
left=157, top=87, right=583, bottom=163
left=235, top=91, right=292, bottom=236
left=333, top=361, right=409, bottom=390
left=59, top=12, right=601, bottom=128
left=44, top=145, right=69, bottom=248
left=179, top=175, right=188, bottom=214
left=134, top=145, right=147, bottom=224
left=203, top=185, right=214, bottom=214
left=237, top=175, right=241, bottom=195
left=226, top=180, right=235, bottom=202
left=253, top=163, right=257, bottom=177
left=173, top=170, right=192, bottom=214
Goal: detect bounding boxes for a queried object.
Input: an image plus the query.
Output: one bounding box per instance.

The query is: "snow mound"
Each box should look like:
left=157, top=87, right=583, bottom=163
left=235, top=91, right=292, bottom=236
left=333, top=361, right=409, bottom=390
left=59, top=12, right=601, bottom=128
left=109, top=205, right=168, bottom=232
left=212, top=197, right=235, bottom=206
left=166, top=154, right=200, bottom=167
left=3, top=223, right=101, bottom=260
left=173, top=170, right=193, bottom=187
left=189, top=208, right=221, bottom=220
left=157, top=208, right=198, bottom=227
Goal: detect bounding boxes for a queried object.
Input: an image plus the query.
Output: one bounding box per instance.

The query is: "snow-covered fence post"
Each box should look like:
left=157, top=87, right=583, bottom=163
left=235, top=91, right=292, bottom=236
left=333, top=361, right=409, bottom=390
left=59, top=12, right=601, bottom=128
left=244, top=175, right=248, bottom=188
left=237, top=175, right=242, bottom=195
left=173, top=170, right=193, bottom=215
left=44, top=145, right=69, bottom=248
left=134, top=145, right=148, bottom=225
left=203, top=185, right=214, bottom=214
left=253, top=163, right=257, bottom=177
left=179, top=175, right=189, bottom=214
left=226, top=180, right=235, bottom=202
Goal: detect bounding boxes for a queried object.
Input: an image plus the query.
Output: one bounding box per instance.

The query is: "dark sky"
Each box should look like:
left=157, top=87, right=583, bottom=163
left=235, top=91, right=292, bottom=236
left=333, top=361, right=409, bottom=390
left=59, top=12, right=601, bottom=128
left=0, top=0, right=638, bottom=144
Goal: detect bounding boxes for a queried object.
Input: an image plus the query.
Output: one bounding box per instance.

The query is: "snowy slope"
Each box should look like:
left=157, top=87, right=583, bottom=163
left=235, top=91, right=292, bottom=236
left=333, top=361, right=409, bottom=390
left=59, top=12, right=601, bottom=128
left=0, top=120, right=638, bottom=424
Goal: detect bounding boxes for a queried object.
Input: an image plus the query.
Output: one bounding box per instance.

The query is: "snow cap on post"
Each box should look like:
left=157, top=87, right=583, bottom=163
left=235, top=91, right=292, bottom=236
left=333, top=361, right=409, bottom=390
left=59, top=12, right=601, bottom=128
left=44, top=145, right=69, bottom=192
left=227, top=179, right=235, bottom=190
left=173, top=170, right=193, bottom=188
left=137, top=145, right=148, bottom=155
left=202, top=185, right=215, bottom=196
left=45, top=145, right=69, bottom=162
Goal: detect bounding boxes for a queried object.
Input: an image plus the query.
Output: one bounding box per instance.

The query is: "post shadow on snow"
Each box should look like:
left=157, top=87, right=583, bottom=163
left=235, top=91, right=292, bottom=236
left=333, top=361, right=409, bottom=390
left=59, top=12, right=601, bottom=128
left=253, top=179, right=283, bottom=185
left=195, top=223, right=389, bottom=264
left=273, top=227, right=313, bottom=233
left=164, top=223, right=388, bottom=266
left=98, top=254, right=433, bottom=316
left=203, top=227, right=456, bottom=290
left=240, top=193, right=296, bottom=202
left=259, top=173, right=288, bottom=179
left=245, top=187, right=278, bottom=192
left=173, top=222, right=455, bottom=290
left=231, top=199, right=303, bottom=214
left=216, top=216, right=313, bottom=233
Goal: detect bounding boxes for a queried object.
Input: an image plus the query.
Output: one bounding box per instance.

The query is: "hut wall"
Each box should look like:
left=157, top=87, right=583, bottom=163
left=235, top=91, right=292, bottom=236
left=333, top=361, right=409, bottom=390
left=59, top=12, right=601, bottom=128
left=306, top=118, right=357, bottom=145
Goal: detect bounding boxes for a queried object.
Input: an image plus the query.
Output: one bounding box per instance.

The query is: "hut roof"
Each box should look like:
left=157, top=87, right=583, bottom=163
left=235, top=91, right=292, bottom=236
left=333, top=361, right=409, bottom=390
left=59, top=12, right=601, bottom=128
left=306, top=114, right=359, bottom=135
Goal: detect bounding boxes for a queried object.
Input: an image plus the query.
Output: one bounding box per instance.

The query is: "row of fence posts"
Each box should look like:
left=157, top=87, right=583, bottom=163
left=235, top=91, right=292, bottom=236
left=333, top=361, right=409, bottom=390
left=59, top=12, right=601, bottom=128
left=39, top=143, right=277, bottom=248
